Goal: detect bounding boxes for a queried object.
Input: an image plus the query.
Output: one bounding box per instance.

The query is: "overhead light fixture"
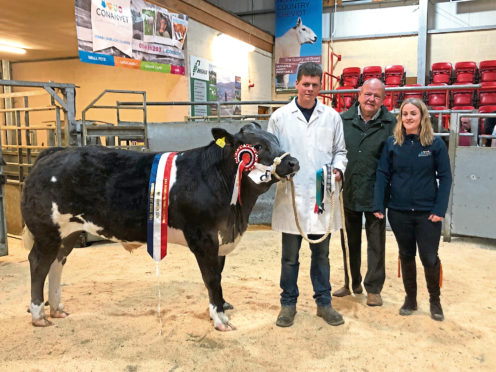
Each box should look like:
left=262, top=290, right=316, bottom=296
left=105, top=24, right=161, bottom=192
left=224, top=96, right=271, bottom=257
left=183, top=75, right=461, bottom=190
left=0, top=43, right=26, bottom=55
left=214, top=34, right=255, bottom=53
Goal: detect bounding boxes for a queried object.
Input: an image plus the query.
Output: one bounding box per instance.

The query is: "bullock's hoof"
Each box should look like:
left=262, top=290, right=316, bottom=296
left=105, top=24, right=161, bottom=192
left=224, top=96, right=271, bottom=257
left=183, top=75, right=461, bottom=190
left=223, top=302, right=234, bottom=311
left=50, top=309, right=69, bottom=318
left=32, top=317, right=53, bottom=327
left=215, top=321, right=237, bottom=332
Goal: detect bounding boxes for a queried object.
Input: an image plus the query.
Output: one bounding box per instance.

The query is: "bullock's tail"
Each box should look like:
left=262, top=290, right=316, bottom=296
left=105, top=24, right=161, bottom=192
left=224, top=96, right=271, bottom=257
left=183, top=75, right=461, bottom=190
left=22, top=225, right=34, bottom=251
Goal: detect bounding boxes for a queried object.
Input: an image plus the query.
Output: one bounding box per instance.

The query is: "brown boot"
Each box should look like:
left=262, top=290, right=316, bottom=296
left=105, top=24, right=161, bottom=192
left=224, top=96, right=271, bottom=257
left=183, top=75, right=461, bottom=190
left=366, top=293, right=383, bottom=306
left=276, top=306, right=296, bottom=327
left=332, top=286, right=351, bottom=297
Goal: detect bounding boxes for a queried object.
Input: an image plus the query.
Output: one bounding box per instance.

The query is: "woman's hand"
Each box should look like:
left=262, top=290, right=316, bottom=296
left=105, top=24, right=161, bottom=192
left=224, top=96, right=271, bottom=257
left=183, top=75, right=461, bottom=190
left=428, top=214, right=443, bottom=222
left=374, top=212, right=384, bottom=219
left=332, top=168, right=342, bottom=182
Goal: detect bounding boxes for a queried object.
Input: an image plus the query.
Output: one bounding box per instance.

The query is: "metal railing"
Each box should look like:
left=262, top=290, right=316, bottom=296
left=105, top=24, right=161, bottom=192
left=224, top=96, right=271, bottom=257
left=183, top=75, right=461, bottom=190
left=81, top=89, right=147, bottom=148
left=0, top=79, right=76, bottom=185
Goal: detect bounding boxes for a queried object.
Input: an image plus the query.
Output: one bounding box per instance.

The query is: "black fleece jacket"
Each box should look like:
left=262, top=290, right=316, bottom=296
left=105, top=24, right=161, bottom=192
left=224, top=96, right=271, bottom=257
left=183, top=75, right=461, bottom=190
left=373, top=134, right=452, bottom=217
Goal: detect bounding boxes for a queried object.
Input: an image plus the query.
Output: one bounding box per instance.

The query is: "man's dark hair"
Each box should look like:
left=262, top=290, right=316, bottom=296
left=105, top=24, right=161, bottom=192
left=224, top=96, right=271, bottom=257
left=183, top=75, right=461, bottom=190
left=296, top=62, right=323, bottom=82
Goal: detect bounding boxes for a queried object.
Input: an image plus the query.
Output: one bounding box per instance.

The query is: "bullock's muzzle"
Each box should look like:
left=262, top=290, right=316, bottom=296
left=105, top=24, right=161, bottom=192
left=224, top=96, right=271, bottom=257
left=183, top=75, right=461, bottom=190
left=272, top=152, right=299, bottom=180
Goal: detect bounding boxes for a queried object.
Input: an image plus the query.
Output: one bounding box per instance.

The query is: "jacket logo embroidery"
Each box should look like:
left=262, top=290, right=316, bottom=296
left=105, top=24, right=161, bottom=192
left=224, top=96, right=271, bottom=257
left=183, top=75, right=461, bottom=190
left=418, top=150, right=432, bottom=157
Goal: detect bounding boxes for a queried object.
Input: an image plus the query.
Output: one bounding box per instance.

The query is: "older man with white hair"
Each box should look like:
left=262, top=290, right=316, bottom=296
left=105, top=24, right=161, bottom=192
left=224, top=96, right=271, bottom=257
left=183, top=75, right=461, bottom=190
left=334, top=78, right=396, bottom=307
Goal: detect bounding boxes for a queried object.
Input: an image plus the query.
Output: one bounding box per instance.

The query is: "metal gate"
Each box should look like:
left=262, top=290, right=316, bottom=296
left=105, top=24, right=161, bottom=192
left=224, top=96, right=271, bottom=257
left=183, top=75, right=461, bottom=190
left=0, top=79, right=77, bottom=254
left=444, top=112, right=496, bottom=241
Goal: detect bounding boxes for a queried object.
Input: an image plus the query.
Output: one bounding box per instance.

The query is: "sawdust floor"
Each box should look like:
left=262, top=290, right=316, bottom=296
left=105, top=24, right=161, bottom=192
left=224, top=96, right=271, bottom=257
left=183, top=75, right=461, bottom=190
left=1, top=229, right=495, bottom=371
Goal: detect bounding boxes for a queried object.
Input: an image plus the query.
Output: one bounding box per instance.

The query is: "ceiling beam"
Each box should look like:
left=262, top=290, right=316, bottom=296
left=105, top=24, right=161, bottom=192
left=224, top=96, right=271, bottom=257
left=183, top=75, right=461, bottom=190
left=151, top=0, right=274, bottom=53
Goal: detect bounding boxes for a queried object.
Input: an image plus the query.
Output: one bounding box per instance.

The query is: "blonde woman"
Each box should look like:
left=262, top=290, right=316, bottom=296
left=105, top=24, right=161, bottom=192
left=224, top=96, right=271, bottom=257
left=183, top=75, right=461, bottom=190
left=373, top=98, right=452, bottom=321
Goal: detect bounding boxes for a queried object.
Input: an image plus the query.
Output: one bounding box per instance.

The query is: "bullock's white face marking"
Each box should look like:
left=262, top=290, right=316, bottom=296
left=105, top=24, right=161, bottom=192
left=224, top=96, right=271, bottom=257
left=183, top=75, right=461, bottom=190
left=218, top=233, right=242, bottom=256
left=50, top=176, right=57, bottom=182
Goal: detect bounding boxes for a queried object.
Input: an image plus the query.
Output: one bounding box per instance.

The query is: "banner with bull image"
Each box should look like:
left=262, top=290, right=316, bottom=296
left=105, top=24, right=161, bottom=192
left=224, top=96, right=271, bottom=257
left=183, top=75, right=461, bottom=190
left=76, top=0, right=188, bottom=74
left=274, top=0, right=322, bottom=92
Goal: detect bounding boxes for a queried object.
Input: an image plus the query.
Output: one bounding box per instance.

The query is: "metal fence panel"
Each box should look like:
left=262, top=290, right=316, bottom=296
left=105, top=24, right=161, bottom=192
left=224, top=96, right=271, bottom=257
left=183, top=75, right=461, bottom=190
left=450, top=147, right=496, bottom=239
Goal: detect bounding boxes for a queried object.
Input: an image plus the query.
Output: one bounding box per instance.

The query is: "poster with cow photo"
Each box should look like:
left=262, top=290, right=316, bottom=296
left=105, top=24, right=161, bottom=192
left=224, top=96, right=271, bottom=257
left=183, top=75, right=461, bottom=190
left=274, top=0, right=322, bottom=92
left=75, top=0, right=188, bottom=74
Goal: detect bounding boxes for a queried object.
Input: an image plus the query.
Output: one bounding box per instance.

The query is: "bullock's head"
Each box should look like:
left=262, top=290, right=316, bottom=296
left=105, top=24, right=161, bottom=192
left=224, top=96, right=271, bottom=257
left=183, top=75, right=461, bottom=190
left=294, top=17, right=317, bottom=45
left=212, top=122, right=299, bottom=184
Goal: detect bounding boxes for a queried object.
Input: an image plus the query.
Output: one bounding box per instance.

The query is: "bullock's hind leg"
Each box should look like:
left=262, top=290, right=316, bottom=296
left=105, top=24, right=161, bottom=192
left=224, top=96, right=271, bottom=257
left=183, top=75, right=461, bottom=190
left=28, top=237, right=60, bottom=327
left=48, top=232, right=79, bottom=319
left=218, top=256, right=233, bottom=311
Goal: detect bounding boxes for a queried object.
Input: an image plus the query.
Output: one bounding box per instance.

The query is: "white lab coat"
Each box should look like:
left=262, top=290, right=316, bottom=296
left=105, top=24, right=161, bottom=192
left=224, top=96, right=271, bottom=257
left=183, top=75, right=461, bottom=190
left=268, top=98, right=348, bottom=234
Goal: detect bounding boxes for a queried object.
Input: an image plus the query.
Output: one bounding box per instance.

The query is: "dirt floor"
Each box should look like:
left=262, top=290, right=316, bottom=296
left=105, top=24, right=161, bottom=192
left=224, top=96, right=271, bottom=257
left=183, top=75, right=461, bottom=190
left=1, top=228, right=495, bottom=372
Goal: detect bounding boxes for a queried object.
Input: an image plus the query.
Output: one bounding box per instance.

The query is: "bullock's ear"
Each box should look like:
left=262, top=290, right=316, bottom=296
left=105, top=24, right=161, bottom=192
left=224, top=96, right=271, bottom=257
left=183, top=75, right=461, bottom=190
left=296, top=17, right=301, bottom=27
left=250, top=121, right=262, bottom=130
left=212, top=128, right=234, bottom=148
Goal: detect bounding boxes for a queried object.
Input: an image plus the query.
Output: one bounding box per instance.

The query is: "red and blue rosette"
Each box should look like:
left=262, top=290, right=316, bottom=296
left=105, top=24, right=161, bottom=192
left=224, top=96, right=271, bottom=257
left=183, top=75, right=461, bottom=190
left=230, top=144, right=258, bottom=205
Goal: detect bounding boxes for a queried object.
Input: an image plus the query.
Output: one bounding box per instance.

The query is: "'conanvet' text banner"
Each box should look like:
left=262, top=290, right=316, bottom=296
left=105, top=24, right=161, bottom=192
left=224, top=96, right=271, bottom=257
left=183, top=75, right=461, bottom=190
left=274, top=0, right=322, bottom=92
left=76, top=0, right=188, bottom=74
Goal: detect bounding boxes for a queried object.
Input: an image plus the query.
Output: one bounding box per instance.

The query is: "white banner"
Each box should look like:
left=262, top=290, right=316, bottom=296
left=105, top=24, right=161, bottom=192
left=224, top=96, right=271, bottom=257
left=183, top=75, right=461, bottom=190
left=91, top=0, right=133, bottom=57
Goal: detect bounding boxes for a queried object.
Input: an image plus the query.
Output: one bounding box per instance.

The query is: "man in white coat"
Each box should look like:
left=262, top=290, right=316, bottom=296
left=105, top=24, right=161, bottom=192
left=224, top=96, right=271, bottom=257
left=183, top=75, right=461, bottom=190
left=268, top=62, right=348, bottom=327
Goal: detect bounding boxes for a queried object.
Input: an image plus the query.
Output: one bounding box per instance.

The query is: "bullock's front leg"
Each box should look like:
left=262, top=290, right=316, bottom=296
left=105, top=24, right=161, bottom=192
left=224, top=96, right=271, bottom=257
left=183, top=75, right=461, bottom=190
left=218, top=255, right=233, bottom=311
left=191, top=246, right=236, bottom=331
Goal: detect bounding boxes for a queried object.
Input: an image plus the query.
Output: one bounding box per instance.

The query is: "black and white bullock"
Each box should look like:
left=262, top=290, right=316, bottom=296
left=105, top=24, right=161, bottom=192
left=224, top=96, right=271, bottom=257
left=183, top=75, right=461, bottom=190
left=21, top=123, right=299, bottom=331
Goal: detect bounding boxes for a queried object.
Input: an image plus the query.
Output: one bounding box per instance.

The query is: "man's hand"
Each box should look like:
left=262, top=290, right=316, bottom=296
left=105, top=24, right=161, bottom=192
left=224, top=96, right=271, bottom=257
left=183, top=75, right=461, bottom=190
left=373, top=212, right=384, bottom=219
left=428, top=214, right=443, bottom=222
left=332, top=168, right=342, bottom=182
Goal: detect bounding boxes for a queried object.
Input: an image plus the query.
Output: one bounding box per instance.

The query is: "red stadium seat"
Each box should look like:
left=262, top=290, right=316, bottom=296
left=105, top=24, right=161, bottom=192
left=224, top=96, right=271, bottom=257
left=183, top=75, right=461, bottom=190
left=430, top=62, right=452, bottom=84
left=451, top=83, right=475, bottom=107
left=384, top=65, right=405, bottom=86
left=333, top=86, right=356, bottom=113
left=479, top=60, right=496, bottom=83
left=452, top=106, right=475, bottom=111
left=402, top=84, right=424, bottom=102
left=454, top=61, right=477, bottom=84
left=340, top=67, right=361, bottom=88
left=478, top=105, right=496, bottom=143
left=478, top=82, right=496, bottom=106
left=431, top=106, right=450, bottom=130
left=383, top=85, right=400, bottom=110
left=427, top=83, right=449, bottom=107
left=362, top=66, right=383, bottom=83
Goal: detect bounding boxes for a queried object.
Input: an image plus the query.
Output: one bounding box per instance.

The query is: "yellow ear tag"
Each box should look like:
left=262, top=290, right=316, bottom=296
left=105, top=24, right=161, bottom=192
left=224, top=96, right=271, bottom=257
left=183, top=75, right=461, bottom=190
left=216, top=137, right=226, bottom=148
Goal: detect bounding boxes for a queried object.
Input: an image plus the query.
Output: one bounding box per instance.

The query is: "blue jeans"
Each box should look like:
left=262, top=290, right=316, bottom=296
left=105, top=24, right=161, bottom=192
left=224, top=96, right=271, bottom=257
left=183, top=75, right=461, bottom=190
left=280, top=233, right=332, bottom=307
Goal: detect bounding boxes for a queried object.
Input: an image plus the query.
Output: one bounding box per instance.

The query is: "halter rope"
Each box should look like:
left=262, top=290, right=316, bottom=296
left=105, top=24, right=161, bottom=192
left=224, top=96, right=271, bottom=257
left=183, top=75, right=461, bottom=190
left=287, top=174, right=352, bottom=292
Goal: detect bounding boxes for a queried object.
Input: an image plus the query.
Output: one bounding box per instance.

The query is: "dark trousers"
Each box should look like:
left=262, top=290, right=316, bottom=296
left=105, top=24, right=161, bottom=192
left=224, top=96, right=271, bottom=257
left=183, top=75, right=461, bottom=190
left=388, top=209, right=442, bottom=268
left=343, top=208, right=386, bottom=294
left=280, top=233, right=331, bottom=307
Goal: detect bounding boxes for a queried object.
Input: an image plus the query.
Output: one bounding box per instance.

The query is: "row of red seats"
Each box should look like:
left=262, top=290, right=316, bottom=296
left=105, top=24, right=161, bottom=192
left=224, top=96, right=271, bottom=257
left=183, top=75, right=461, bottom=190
left=333, top=81, right=496, bottom=112
left=340, top=65, right=406, bottom=88
left=340, top=60, right=496, bottom=88
left=430, top=60, right=496, bottom=84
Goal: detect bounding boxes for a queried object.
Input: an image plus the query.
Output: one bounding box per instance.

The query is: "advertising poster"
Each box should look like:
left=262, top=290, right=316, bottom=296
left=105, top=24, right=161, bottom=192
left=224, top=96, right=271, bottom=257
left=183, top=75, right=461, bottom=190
left=190, top=56, right=219, bottom=117
left=76, top=0, right=188, bottom=74
left=217, top=72, right=241, bottom=116
left=274, top=0, right=322, bottom=92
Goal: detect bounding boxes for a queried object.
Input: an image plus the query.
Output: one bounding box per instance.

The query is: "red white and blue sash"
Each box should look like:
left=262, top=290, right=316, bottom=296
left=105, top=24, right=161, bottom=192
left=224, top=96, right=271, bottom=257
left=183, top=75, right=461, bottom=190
left=147, top=152, right=176, bottom=261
